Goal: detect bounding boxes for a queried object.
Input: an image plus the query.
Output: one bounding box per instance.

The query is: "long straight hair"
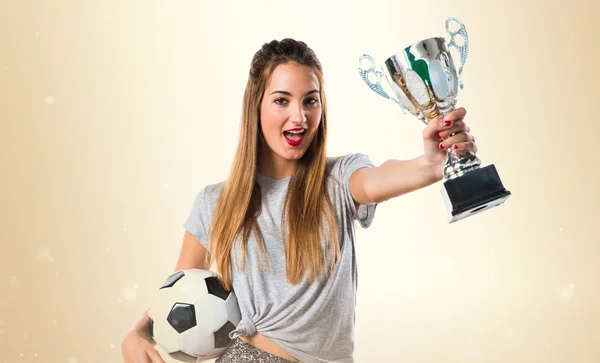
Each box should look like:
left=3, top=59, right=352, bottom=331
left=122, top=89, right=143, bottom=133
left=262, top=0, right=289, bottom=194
left=208, top=39, right=339, bottom=290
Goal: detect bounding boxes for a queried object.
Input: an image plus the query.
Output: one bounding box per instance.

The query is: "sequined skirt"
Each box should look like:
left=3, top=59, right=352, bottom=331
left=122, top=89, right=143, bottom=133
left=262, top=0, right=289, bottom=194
left=215, top=338, right=298, bottom=363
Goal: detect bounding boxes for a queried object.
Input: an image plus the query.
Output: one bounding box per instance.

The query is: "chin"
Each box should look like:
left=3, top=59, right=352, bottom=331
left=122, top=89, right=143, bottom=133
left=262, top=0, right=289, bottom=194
left=282, top=150, right=306, bottom=160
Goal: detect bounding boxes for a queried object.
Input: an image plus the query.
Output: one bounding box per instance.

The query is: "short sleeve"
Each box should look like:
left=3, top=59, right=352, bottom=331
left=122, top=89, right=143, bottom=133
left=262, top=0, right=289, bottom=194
left=337, top=153, right=378, bottom=228
left=182, top=187, right=210, bottom=249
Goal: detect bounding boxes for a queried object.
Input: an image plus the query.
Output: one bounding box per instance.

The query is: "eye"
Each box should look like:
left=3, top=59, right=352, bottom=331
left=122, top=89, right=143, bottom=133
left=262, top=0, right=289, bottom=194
left=274, top=98, right=288, bottom=105
left=305, top=98, right=319, bottom=105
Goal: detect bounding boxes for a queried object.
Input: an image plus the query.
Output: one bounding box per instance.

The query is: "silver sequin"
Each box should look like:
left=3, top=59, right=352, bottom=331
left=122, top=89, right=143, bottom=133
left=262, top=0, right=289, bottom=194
left=216, top=338, right=298, bottom=363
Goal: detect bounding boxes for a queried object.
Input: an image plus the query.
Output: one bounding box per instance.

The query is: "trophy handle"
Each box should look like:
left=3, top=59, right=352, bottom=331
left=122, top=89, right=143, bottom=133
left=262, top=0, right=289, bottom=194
left=445, top=17, right=469, bottom=89
left=358, top=54, right=406, bottom=113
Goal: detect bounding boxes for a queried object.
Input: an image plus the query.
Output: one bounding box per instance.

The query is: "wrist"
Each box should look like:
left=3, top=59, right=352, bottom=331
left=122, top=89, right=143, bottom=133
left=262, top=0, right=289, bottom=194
left=418, top=155, right=443, bottom=184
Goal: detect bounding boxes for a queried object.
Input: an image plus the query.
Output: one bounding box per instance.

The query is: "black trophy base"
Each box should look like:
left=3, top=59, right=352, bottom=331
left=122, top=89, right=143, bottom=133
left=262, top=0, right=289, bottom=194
left=441, top=164, right=511, bottom=224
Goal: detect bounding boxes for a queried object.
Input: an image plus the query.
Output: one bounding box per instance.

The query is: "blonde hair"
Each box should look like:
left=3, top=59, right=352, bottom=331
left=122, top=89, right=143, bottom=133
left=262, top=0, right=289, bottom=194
left=207, top=39, right=340, bottom=290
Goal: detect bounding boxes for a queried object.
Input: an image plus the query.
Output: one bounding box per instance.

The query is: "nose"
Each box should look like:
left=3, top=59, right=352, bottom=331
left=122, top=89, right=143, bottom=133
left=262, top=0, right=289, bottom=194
left=289, top=102, right=307, bottom=123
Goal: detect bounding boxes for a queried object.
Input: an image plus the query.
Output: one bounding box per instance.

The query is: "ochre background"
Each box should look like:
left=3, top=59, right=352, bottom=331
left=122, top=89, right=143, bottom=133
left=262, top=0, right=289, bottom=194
left=1, top=0, right=599, bottom=362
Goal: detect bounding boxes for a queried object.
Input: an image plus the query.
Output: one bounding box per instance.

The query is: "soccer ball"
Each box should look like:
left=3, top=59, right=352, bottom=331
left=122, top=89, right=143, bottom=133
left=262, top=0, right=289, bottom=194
left=148, top=269, right=241, bottom=362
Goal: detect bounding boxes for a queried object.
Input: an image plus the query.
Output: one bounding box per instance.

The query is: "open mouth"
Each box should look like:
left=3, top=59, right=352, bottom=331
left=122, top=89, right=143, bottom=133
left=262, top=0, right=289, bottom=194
left=283, top=129, right=306, bottom=146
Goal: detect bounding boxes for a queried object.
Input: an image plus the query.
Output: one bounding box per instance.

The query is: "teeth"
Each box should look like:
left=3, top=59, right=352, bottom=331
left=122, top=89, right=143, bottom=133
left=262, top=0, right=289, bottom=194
left=286, top=129, right=305, bottom=134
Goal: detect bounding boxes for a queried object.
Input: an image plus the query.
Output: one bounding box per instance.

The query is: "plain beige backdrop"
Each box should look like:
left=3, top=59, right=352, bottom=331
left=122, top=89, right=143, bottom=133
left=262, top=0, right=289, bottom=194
left=1, top=0, right=599, bottom=362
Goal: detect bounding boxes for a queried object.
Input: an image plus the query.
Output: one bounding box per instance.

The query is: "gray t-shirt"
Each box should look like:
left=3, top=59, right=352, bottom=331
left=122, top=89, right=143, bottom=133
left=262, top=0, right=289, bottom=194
left=183, top=153, right=377, bottom=363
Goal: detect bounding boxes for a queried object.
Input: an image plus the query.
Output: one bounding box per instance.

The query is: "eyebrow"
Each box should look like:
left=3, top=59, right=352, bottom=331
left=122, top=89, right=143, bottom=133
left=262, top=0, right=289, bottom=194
left=270, top=89, right=319, bottom=96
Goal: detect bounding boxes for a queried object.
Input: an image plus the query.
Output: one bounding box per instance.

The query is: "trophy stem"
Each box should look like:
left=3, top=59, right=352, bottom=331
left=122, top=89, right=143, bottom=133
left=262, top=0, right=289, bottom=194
left=443, top=148, right=481, bottom=179
left=430, top=107, right=482, bottom=180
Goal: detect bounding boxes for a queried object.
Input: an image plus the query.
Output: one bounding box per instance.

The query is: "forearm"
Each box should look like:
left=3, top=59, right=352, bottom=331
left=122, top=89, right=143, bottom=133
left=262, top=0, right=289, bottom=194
left=132, top=310, right=154, bottom=343
left=366, top=155, right=442, bottom=203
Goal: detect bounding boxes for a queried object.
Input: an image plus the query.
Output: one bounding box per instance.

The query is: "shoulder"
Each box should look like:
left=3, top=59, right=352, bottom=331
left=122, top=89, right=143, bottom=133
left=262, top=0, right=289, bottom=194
left=326, top=153, right=375, bottom=180
left=191, top=180, right=226, bottom=211
left=203, top=181, right=225, bottom=198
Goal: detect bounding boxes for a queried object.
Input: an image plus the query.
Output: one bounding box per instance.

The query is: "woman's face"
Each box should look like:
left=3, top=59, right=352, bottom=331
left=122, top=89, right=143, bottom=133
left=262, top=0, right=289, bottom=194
left=259, top=62, right=321, bottom=166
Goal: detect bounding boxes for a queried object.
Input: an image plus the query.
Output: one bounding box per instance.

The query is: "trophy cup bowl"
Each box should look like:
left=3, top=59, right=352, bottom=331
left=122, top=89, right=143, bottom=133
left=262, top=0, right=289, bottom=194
left=358, top=17, right=511, bottom=223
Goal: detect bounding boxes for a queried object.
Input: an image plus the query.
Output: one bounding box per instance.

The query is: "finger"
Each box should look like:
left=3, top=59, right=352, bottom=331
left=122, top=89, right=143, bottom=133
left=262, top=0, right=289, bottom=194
left=442, top=107, right=466, bottom=124
left=437, top=113, right=466, bottom=133
left=423, top=115, right=445, bottom=140
left=448, top=140, right=478, bottom=153
left=439, top=132, right=473, bottom=150
left=436, top=120, right=469, bottom=140
left=146, top=349, right=166, bottom=363
left=134, top=353, right=152, bottom=363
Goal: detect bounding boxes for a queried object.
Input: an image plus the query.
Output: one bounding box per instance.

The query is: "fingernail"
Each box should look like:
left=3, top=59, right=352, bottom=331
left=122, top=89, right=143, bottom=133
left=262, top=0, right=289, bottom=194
left=453, top=144, right=458, bottom=149
left=443, top=120, right=452, bottom=127
left=436, top=133, right=442, bottom=140
left=439, top=143, right=445, bottom=149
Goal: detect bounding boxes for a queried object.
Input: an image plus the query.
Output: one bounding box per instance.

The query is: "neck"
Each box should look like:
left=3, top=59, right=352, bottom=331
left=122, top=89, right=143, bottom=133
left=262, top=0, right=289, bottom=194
left=257, top=145, right=298, bottom=180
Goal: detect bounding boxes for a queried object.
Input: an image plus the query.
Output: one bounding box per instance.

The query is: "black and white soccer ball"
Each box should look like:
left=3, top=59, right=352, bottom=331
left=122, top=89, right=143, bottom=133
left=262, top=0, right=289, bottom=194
left=148, top=269, right=241, bottom=362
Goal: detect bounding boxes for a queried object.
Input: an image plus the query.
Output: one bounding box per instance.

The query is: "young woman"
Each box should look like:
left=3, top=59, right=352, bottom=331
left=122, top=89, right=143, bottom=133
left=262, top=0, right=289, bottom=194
left=121, top=38, right=477, bottom=363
